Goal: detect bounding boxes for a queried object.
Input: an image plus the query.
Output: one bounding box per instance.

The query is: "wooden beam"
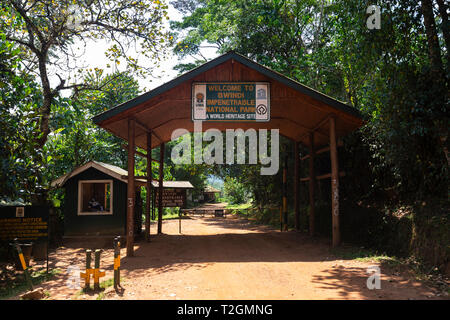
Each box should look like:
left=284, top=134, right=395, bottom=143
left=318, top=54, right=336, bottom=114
left=157, top=143, right=164, bottom=234
left=309, top=132, right=315, bottom=237
left=330, top=116, right=340, bottom=247
left=135, top=118, right=151, bottom=133
left=121, top=144, right=146, bottom=159
left=294, top=141, right=300, bottom=231
left=313, top=115, right=332, bottom=132
left=300, top=140, right=343, bottom=161
left=145, top=132, right=152, bottom=242
left=121, top=175, right=157, bottom=181
left=126, top=118, right=135, bottom=257
left=300, top=171, right=346, bottom=181
left=135, top=118, right=163, bottom=143
left=121, top=144, right=160, bottom=162
left=271, top=117, right=329, bottom=139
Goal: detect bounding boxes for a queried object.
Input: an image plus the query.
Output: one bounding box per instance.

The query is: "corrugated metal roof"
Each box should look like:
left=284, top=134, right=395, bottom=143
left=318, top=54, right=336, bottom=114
left=152, top=181, right=194, bottom=189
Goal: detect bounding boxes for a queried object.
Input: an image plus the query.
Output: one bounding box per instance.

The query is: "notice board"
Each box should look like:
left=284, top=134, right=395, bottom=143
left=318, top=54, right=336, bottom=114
left=0, top=206, right=49, bottom=242
left=154, top=189, right=186, bottom=208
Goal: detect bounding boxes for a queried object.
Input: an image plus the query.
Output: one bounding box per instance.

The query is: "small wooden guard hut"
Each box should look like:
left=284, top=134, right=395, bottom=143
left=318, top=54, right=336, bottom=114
left=92, top=51, right=363, bottom=256
left=203, top=186, right=221, bottom=203
left=51, top=161, right=193, bottom=237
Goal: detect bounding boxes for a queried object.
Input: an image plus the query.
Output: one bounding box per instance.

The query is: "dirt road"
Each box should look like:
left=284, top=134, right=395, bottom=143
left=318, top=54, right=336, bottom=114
left=30, top=215, right=445, bottom=300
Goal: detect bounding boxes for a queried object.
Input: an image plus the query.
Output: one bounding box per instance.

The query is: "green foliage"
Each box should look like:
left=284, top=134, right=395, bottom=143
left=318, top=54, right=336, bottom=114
left=0, top=0, right=173, bottom=203
left=172, top=0, right=449, bottom=201
left=223, top=176, right=248, bottom=204
left=164, top=137, right=209, bottom=199
left=0, top=34, right=45, bottom=202
left=170, top=0, right=449, bottom=270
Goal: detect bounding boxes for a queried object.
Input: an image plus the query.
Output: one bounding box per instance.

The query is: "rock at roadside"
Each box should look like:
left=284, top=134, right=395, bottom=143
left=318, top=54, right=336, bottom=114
left=21, top=288, right=45, bottom=300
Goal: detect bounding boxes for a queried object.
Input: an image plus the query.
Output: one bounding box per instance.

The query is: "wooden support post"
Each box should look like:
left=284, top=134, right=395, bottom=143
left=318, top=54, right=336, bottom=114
left=282, top=156, right=288, bottom=231
left=126, top=118, right=135, bottom=257
left=329, top=116, right=340, bottom=247
left=145, top=132, right=152, bottom=242
left=152, top=188, right=156, bottom=220
left=294, top=141, right=300, bottom=231
left=308, top=132, right=315, bottom=237
left=93, top=249, right=100, bottom=291
left=93, top=249, right=105, bottom=291
left=178, top=210, right=181, bottom=233
left=279, top=206, right=282, bottom=232
left=80, top=249, right=92, bottom=290
left=157, top=143, right=165, bottom=234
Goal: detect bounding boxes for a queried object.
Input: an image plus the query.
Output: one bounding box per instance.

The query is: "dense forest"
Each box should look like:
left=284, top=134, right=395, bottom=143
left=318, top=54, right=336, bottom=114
left=0, top=1, right=448, bottom=272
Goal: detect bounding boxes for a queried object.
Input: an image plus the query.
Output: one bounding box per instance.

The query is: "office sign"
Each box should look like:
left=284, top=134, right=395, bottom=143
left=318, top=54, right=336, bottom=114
left=192, top=82, right=270, bottom=121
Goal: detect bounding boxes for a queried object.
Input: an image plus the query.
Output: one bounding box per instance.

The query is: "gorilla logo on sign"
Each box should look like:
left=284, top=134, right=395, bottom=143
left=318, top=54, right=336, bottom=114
left=196, top=93, right=204, bottom=104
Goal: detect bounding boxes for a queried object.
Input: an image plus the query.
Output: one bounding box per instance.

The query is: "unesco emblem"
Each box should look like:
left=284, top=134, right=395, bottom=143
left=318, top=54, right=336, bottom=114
left=256, top=104, right=267, bottom=115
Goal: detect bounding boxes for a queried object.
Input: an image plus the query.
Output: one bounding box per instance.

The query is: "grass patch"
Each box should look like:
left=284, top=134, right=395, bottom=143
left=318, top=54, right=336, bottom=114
left=226, top=202, right=252, bottom=210
left=161, top=212, right=181, bottom=220
left=75, top=277, right=124, bottom=300
left=0, top=268, right=60, bottom=300
left=331, top=246, right=402, bottom=267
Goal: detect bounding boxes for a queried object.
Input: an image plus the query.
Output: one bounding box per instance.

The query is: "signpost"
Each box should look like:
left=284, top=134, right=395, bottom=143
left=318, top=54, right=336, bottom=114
left=192, top=82, right=270, bottom=121
left=154, top=188, right=186, bottom=208
left=0, top=206, right=49, bottom=272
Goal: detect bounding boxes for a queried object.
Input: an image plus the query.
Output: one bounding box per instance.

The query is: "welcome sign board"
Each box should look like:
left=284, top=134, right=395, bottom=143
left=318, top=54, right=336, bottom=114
left=192, top=82, right=270, bottom=121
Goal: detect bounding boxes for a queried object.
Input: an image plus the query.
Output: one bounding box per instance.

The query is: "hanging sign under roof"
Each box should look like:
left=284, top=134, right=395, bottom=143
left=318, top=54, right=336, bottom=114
left=192, top=82, right=270, bottom=122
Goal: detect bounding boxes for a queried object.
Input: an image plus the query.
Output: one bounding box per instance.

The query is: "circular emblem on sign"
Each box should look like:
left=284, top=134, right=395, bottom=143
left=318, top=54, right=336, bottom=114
left=256, top=104, right=267, bottom=115
left=196, top=93, right=204, bottom=103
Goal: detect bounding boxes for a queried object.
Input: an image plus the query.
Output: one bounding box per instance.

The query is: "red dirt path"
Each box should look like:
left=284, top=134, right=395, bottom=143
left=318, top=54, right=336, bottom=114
left=21, top=215, right=447, bottom=300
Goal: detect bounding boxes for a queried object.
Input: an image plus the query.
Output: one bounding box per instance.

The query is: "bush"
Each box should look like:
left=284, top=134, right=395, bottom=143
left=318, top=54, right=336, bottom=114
left=223, top=177, right=248, bottom=205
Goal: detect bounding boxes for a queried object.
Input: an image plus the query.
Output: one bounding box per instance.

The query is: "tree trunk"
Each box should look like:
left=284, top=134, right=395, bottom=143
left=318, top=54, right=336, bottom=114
left=37, top=55, right=52, bottom=150
left=421, top=0, right=449, bottom=169
left=436, top=0, right=450, bottom=62
left=421, top=0, right=445, bottom=81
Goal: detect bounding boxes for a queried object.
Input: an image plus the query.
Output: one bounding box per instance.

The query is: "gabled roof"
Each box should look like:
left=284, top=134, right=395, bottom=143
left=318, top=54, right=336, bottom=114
left=51, top=161, right=193, bottom=189
left=93, top=51, right=362, bottom=125
left=51, top=161, right=128, bottom=187
left=92, top=51, right=364, bottom=149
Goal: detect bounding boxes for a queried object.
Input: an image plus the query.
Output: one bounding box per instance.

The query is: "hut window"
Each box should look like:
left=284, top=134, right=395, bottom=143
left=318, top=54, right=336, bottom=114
left=78, top=180, right=113, bottom=215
